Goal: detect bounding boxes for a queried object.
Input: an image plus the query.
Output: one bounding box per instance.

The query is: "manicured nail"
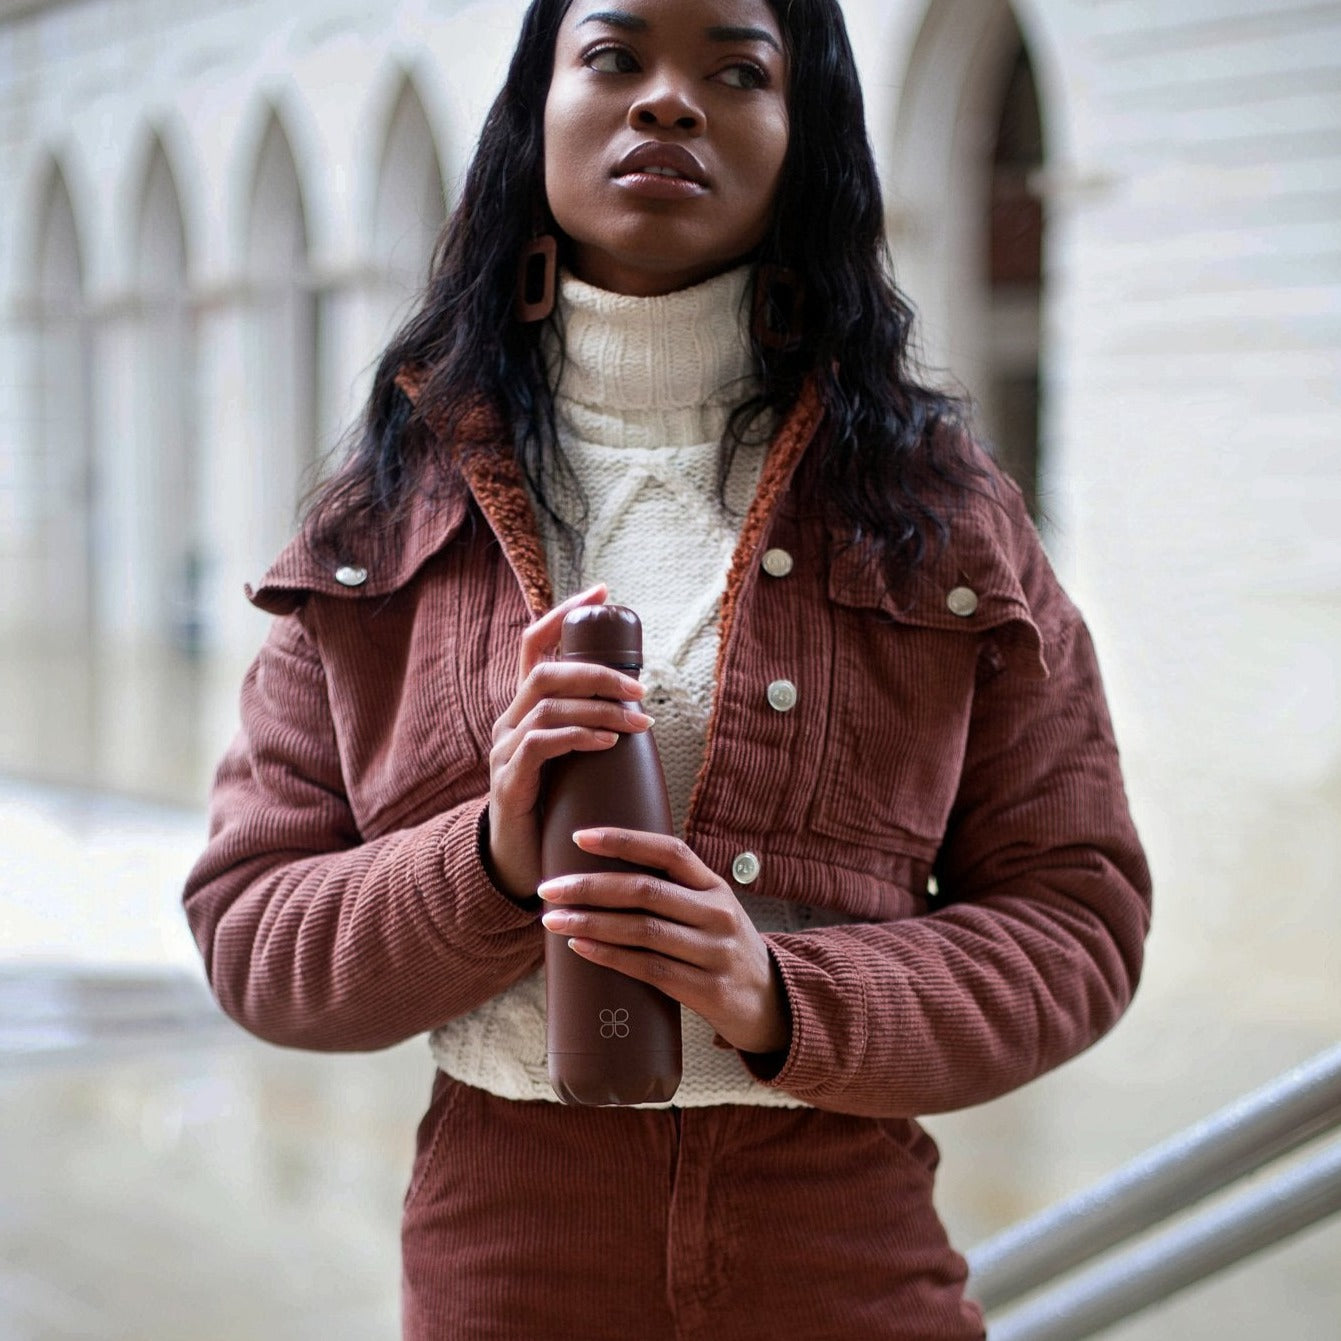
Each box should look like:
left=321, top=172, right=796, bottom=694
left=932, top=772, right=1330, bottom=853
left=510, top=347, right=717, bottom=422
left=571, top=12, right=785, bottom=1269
left=541, top=910, right=575, bottom=931
left=538, top=877, right=576, bottom=900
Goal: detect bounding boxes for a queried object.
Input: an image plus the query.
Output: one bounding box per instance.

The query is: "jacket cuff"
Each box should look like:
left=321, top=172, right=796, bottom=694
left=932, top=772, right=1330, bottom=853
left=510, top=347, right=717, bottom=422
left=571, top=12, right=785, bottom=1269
left=739, top=936, right=871, bottom=1099
left=418, top=794, right=541, bottom=944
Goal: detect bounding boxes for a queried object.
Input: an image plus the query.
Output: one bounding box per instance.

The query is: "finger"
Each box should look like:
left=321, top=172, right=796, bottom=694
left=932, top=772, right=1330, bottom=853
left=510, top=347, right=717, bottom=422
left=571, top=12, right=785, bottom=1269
left=520, top=696, right=653, bottom=742
left=494, top=726, right=623, bottom=801
left=517, top=584, right=608, bottom=684
left=541, top=906, right=721, bottom=966
left=560, top=938, right=714, bottom=1011
left=495, top=660, right=647, bottom=738
left=537, top=870, right=722, bottom=930
left=570, top=829, right=719, bottom=891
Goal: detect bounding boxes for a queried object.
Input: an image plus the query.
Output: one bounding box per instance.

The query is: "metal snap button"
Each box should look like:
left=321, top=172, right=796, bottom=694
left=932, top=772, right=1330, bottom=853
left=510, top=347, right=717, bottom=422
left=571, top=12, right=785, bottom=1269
left=334, top=565, right=369, bottom=588
left=761, top=548, right=794, bottom=579
left=946, top=586, right=979, bottom=617
left=731, top=852, right=761, bottom=885
left=766, top=679, right=798, bottom=713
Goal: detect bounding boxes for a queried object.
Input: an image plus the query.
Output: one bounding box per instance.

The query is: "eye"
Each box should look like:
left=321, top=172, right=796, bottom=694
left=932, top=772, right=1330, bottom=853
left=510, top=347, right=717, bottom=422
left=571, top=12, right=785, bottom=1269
left=715, top=61, right=770, bottom=91
left=584, top=44, right=640, bottom=75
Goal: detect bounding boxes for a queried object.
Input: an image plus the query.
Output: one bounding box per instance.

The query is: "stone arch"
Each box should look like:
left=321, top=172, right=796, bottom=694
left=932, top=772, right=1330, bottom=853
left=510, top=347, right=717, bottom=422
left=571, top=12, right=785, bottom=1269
left=890, top=0, right=1052, bottom=515
left=135, top=134, right=203, bottom=651
left=373, top=71, right=448, bottom=304
left=1, top=158, right=102, bottom=782
left=244, top=109, right=318, bottom=561
left=31, top=160, right=95, bottom=648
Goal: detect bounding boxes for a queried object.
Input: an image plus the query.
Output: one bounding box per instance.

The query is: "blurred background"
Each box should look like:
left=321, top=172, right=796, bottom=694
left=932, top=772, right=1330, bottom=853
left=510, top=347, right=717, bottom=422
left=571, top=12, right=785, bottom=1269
left=0, top=0, right=1337, bottom=1336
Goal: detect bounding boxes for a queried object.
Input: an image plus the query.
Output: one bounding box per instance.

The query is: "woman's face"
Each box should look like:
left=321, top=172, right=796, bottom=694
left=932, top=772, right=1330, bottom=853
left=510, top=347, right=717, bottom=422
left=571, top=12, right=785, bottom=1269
left=543, top=0, right=789, bottom=296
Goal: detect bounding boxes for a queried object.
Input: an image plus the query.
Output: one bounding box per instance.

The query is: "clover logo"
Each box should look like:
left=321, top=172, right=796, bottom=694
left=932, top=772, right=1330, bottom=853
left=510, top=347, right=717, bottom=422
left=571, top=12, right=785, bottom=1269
left=600, top=1008, right=630, bottom=1039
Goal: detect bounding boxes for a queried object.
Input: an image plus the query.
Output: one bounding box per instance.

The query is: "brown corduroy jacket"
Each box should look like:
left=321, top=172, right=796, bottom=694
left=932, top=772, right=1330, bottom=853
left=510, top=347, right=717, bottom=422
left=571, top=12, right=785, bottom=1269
left=183, top=381, right=1152, bottom=1118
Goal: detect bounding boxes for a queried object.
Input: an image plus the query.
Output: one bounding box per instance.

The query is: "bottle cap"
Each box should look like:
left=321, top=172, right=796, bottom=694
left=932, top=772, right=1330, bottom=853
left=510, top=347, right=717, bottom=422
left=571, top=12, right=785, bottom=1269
left=560, top=605, right=642, bottom=667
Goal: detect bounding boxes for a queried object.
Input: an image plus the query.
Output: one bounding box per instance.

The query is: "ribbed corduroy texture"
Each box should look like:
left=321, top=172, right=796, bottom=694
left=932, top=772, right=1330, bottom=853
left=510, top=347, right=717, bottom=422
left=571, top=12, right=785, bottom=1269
left=183, top=380, right=1151, bottom=1336
left=400, top=1073, right=985, bottom=1340
left=427, top=269, right=856, bottom=1106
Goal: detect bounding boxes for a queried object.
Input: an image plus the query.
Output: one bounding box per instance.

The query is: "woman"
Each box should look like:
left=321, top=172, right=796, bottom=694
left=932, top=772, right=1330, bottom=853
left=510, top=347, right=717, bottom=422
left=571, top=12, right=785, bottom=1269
left=184, top=0, right=1152, bottom=1336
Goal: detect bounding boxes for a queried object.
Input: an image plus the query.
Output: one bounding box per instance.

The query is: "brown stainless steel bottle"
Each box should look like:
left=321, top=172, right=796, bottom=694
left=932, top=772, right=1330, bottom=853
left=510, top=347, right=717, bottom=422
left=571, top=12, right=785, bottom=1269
left=541, top=605, right=681, bottom=1106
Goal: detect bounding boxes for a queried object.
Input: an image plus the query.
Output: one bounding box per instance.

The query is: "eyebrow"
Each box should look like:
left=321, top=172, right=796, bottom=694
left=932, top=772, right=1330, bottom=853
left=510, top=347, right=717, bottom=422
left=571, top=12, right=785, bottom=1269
left=576, top=10, right=648, bottom=31
left=706, top=25, right=783, bottom=54
left=576, top=11, right=784, bottom=55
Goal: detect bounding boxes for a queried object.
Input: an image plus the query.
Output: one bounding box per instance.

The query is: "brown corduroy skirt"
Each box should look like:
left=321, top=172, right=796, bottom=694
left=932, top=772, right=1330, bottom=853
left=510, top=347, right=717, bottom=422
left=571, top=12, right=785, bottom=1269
left=400, top=1073, right=984, bottom=1340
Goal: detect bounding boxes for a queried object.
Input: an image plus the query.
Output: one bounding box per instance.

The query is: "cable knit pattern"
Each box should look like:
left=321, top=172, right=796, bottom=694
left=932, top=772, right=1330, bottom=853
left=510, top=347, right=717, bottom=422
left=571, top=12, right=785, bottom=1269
left=429, top=269, right=851, bottom=1106
left=544, top=267, right=761, bottom=836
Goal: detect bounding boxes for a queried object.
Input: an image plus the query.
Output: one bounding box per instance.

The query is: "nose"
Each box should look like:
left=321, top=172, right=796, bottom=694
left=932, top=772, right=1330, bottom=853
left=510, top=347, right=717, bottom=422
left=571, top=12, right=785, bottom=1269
left=629, top=76, right=704, bottom=134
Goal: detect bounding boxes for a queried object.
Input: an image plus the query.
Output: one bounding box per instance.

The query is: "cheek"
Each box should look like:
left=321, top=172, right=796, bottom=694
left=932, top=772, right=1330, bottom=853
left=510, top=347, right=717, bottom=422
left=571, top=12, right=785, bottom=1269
left=744, top=112, right=790, bottom=228
left=763, top=111, right=789, bottom=191
left=543, top=89, right=605, bottom=222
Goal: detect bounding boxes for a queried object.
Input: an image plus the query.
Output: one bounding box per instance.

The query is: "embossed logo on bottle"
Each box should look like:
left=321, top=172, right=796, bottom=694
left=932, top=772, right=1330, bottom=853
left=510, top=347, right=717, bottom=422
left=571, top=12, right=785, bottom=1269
left=599, top=1007, right=630, bottom=1039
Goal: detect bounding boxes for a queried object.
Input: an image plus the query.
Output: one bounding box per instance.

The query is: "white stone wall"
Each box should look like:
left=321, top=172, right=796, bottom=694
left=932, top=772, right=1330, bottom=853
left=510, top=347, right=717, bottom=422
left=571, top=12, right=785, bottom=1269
left=0, top=0, right=1337, bottom=1334
left=0, top=0, right=526, bottom=788
left=869, top=4, right=1341, bottom=1333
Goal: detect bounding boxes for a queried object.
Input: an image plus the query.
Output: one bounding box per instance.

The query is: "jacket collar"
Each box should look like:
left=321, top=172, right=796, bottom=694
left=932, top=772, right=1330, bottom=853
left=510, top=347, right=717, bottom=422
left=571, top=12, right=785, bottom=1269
left=248, top=372, right=562, bottom=616
left=247, top=376, right=825, bottom=619
left=248, top=377, right=1047, bottom=681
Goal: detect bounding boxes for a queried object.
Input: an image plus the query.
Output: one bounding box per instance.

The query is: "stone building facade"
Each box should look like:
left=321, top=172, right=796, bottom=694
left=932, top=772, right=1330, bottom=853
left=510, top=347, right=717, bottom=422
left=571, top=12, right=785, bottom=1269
left=0, top=0, right=1338, bottom=1335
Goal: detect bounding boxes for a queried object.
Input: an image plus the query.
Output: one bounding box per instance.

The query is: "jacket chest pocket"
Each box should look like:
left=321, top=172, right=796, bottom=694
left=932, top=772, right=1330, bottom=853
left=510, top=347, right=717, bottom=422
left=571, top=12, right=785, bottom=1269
left=809, top=607, right=981, bottom=858
left=316, top=546, right=521, bottom=839
left=808, top=549, right=1043, bottom=861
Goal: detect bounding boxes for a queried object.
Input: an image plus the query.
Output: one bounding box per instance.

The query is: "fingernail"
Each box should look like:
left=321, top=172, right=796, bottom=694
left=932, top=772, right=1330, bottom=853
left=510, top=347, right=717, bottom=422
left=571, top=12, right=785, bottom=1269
left=541, top=910, right=575, bottom=931
left=626, top=711, right=655, bottom=729
left=538, top=877, right=575, bottom=900
left=595, top=730, right=619, bottom=745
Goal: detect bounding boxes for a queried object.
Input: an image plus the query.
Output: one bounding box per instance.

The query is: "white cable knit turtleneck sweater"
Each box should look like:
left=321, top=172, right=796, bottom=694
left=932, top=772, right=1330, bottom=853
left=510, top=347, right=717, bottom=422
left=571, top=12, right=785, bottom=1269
left=428, top=267, right=850, bottom=1106
left=540, top=266, right=764, bottom=833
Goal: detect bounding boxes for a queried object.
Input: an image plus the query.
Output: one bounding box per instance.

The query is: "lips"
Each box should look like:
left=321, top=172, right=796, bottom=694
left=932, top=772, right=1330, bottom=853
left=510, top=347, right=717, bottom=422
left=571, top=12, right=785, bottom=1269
left=613, top=142, right=709, bottom=188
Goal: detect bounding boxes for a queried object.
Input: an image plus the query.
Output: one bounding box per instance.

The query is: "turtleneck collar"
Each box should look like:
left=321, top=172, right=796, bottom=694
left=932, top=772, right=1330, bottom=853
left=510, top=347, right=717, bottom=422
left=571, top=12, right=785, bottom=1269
left=544, top=266, right=758, bottom=450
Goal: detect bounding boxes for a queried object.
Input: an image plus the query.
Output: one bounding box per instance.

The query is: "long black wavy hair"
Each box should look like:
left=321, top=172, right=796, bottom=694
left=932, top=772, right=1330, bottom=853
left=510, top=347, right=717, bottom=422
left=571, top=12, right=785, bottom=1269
left=307, top=0, right=984, bottom=581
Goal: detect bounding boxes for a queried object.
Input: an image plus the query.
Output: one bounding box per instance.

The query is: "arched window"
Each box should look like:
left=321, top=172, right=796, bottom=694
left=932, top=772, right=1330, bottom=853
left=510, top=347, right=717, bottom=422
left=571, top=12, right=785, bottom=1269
left=1, top=163, right=100, bottom=784
left=891, top=0, right=1049, bottom=516
left=986, top=37, right=1045, bottom=516
left=33, top=164, right=94, bottom=653
left=372, top=75, right=447, bottom=342
left=135, top=138, right=201, bottom=654
left=245, top=113, right=317, bottom=563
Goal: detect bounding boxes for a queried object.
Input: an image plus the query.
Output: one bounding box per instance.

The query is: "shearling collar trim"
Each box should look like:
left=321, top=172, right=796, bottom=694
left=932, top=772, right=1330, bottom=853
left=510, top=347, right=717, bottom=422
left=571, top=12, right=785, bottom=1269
left=247, top=370, right=1042, bottom=686
left=247, top=374, right=554, bottom=617
left=247, top=371, right=826, bottom=619
left=714, top=376, right=826, bottom=669
left=245, top=486, right=469, bottom=615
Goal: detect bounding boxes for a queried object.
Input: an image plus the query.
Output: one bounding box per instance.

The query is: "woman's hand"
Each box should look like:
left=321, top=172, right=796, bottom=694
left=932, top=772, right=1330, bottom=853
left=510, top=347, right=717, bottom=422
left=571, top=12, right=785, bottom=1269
left=537, top=828, right=792, bottom=1058
left=487, top=584, right=654, bottom=902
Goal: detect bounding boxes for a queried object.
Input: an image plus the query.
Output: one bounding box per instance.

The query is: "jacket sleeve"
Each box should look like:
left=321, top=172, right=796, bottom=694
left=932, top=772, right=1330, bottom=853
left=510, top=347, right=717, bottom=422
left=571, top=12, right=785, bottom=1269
left=746, top=536, right=1152, bottom=1117
left=182, top=612, right=543, bottom=1052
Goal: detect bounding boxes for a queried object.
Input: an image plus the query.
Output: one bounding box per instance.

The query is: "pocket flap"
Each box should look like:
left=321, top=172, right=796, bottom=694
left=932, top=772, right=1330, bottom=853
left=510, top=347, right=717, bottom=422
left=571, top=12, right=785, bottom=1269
left=827, top=537, right=1048, bottom=679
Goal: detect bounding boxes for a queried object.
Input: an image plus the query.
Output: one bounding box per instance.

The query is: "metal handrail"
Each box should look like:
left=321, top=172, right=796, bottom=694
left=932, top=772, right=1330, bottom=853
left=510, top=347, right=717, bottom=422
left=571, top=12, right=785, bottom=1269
left=986, top=1137, right=1341, bottom=1341
left=6, top=967, right=1339, bottom=1334
left=966, top=1043, right=1341, bottom=1311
